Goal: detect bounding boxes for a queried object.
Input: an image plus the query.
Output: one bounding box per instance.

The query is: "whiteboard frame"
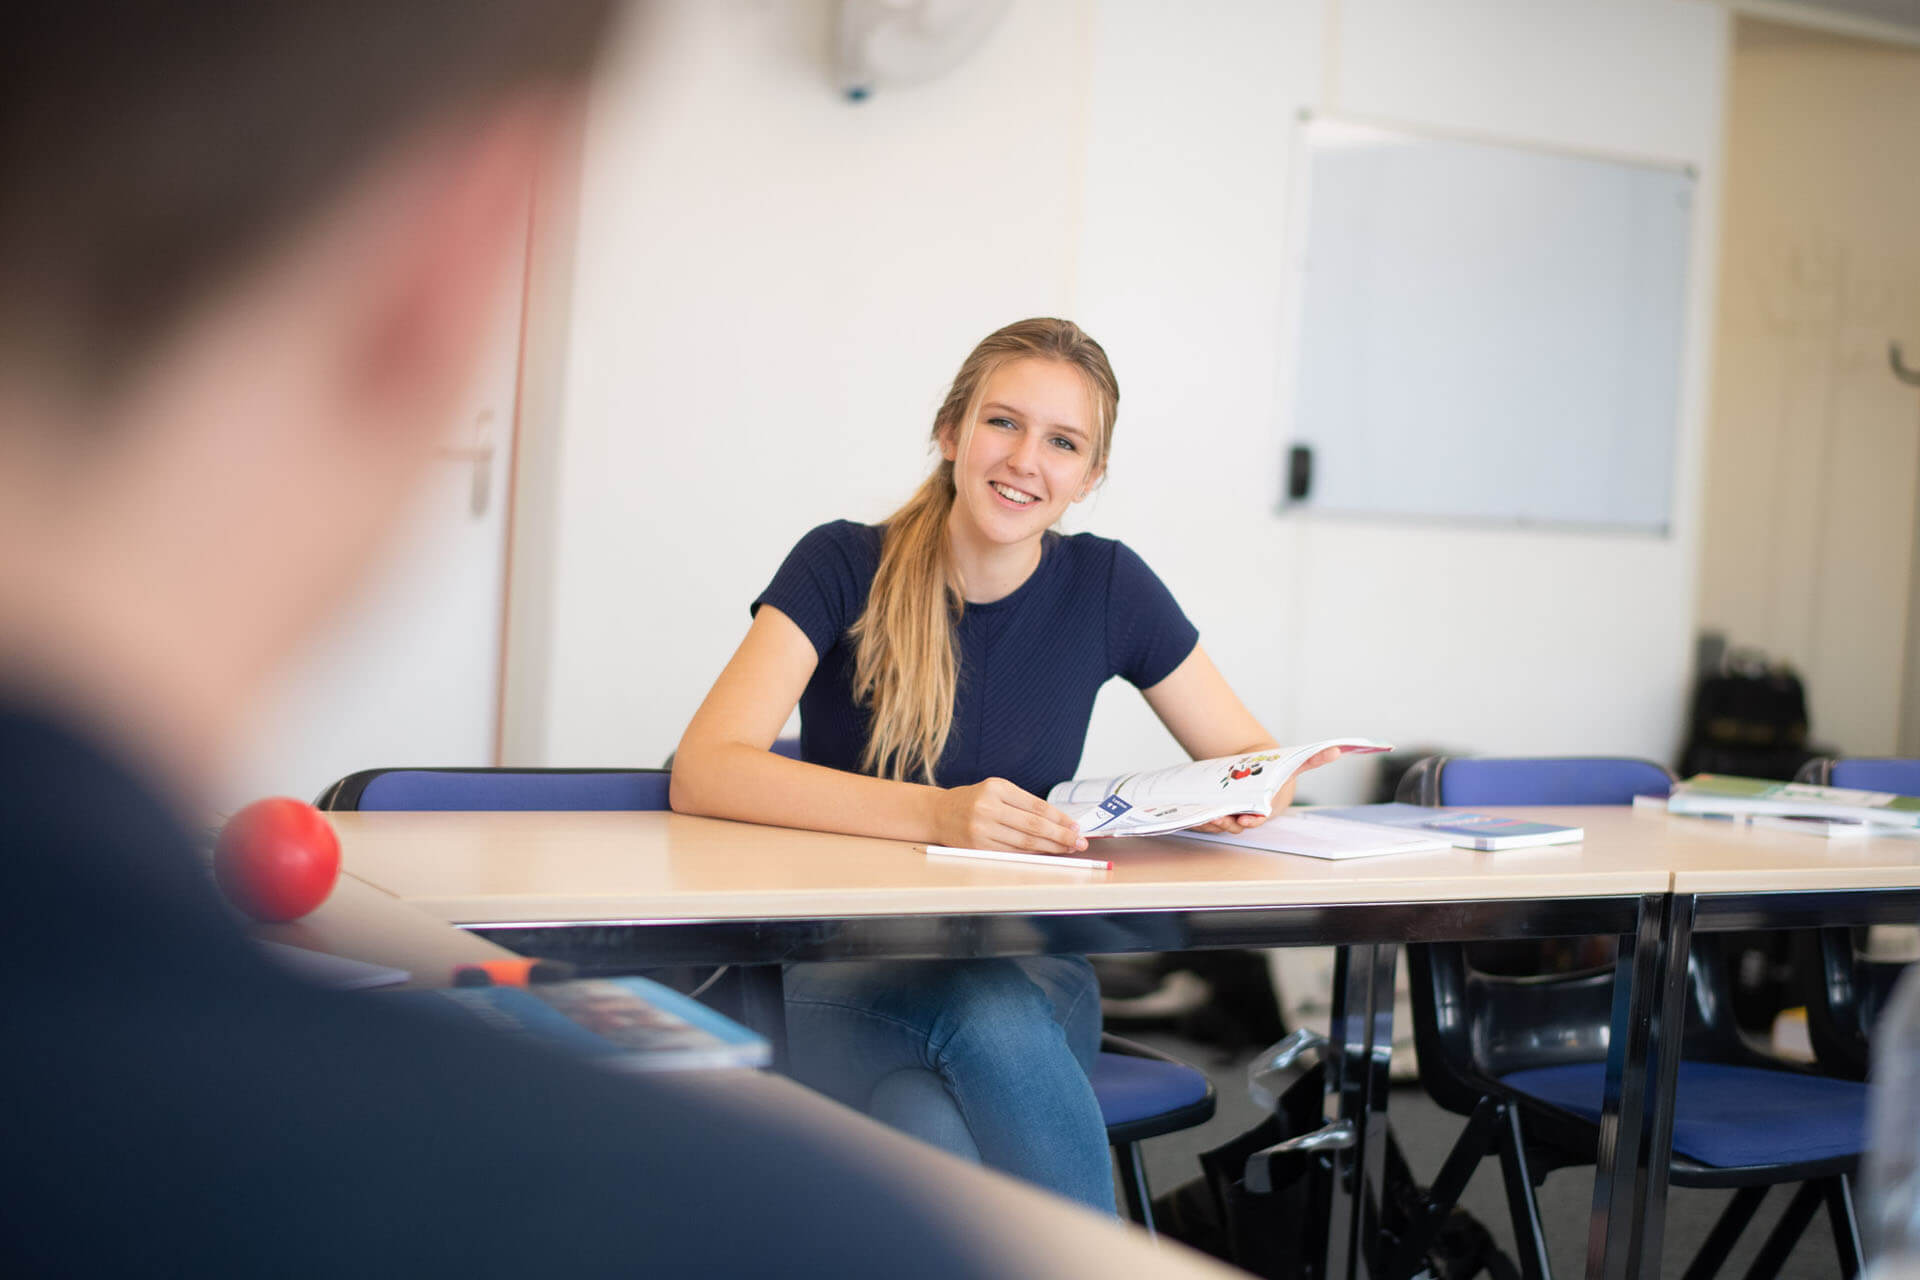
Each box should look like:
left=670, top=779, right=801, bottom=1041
left=1274, top=112, right=1698, bottom=537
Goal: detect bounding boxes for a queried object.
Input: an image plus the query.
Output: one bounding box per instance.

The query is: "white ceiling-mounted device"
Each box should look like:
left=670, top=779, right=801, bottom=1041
left=834, top=0, right=1015, bottom=101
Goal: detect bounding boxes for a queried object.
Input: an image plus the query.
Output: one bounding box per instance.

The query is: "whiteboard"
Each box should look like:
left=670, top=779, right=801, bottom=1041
left=1283, top=119, right=1694, bottom=533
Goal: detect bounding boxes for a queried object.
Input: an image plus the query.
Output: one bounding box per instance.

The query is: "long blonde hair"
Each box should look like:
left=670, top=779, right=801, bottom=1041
left=850, top=318, right=1119, bottom=783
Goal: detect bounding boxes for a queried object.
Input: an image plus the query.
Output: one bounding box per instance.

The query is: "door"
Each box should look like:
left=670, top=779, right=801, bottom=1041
left=220, top=203, right=530, bottom=809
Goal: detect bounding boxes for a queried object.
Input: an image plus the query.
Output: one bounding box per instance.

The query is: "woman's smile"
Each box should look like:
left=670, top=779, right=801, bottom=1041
left=989, top=479, right=1041, bottom=507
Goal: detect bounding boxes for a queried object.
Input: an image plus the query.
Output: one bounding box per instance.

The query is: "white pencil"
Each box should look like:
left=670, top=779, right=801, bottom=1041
left=924, top=845, right=1113, bottom=871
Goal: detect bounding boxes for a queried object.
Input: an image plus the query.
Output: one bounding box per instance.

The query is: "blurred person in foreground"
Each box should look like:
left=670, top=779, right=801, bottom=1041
left=0, top=7, right=1222, bottom=1276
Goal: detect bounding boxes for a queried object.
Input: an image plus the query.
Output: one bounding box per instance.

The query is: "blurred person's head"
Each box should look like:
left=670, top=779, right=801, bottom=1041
left=0, top=3, right=617, bottom=798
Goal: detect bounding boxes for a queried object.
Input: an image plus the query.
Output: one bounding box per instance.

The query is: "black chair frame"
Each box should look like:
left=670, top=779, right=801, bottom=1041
left=1396, top=756, right=1861, bottom=1280
left=1793, top=757, right=1912, bottom=1083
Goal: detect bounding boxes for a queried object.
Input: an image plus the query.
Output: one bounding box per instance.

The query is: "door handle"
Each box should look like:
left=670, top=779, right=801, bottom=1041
left=436, top=410, right=496, bottom=517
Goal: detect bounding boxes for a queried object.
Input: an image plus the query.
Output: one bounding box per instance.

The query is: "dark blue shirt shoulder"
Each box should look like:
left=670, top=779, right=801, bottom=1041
left=0, top=705, right=996, bottom=1277
left=753, top=520, right=1198, bottom=796
left=752, top=519, right=883, bottom=660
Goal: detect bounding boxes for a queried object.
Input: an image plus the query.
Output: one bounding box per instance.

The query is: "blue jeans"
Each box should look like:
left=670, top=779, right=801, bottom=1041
left=784, top=955, right=1115, bottom=1213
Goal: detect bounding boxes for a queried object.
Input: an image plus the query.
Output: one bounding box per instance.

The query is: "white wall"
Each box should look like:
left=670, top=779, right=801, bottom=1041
left=1696, top=19, right=1920, bottom=757
left=514, top=0, right=1730, bottom=789
left=1071, top=0, right=1726, bottom=802
left=518, top=0, right=1091, bottom=766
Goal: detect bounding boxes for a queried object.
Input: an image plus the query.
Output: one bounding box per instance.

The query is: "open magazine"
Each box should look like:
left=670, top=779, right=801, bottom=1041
left=1049, top=737, right=1390, bottom=838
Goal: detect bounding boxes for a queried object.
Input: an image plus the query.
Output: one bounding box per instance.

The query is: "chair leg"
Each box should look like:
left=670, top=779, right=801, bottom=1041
left=1494, top=1104, right=1553, bottom=1280
left=1385, top=1096, right=1503, bottom=1280
left=1681, top=1186, right=1767, bottom=1280
left=1741, top=1181, right=1823, bottom=1280
left=1824, top=1176, right=1863, bottom=1280
left=1115, top=1141, right=1156, bottom=1235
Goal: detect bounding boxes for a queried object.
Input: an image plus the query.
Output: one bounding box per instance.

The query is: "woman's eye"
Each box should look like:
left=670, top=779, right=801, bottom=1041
left=1050, top=436, right=1077, bottom=452
left=987, top=416, right=1017, bottom=431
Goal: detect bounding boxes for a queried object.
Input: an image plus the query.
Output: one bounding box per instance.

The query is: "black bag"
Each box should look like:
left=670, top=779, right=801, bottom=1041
left=1154, top=1060, right=1516, bottom=1280
left=1152, top=1061, right=1333, bottom=1280
left=1679, top=652, right=1814, bottom=782
left=1677, top=647, right=1823, bottom=1032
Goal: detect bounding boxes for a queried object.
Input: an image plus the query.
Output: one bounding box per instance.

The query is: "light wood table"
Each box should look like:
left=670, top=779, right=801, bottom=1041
left=330, top=806, right=1677, bottom=1280
left=252, top=871, right=514, bottom=987
left=327, top=808, right=1674, bottom=924
left=318, top=803, right=1920, bottom=1280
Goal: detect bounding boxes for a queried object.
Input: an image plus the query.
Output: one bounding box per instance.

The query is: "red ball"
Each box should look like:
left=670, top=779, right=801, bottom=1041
left=213, top=797, right=341, bottom=922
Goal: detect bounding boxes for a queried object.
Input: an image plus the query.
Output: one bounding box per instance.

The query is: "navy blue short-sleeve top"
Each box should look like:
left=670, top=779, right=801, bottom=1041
left=752, top=520, right=1199, bottom=797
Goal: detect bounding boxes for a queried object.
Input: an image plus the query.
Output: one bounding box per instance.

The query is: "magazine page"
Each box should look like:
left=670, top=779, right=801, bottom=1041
left=1049, top=737, right=1389, bottom=838
left=1054, top=798, right=1243, bottom=839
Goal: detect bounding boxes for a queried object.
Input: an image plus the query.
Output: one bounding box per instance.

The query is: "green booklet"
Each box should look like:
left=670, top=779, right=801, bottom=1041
left=1668, top=775, right=1920, bottom=827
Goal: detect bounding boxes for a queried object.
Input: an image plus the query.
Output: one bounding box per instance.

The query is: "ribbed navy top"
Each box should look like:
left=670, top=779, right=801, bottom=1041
left=753, top=520, right=1198, bottom=797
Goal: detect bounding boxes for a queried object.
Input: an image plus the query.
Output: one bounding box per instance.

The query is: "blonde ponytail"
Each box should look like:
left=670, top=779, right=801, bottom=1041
left=851, top=318, right=1119, bottom=783
left=848, top=464, right=963, bottom=783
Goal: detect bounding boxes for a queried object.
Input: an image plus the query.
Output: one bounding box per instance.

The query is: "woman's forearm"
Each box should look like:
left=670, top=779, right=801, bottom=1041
left=670, top=736, right=946, bottom=843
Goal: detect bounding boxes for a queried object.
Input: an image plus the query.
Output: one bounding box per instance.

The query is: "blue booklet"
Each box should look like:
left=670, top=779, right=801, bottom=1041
left=384, top=975, right=769, bottom=1072
left=1312, top=803, right=1584, bottom=851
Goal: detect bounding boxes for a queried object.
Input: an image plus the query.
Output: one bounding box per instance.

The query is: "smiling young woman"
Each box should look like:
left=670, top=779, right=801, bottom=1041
left=670, top=317, right=1306, bottom=1209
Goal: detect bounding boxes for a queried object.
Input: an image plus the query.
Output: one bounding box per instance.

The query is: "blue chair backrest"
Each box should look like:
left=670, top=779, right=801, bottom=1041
left=349, top=768, right=669, bottom=812
left=1400, top=752, right=1742, bottom=1110
left=1435, top=756, right=1674, bottom=806
left=1830, top=758, right=1920, bottom=798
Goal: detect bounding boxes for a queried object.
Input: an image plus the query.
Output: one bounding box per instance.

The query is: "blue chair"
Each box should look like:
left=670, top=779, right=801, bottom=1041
left=1794, top=757, right=1920, bottom=1082
left=1397, top=754, right=1673, bottom=808
left=317, top=762, right=1214, bottom=1232
left=317, top=766, right=669, bottom=812
left=1094, top=1035, right=1216, bottom=1229
left=1398, top=755, right=1865, bottom=1280
left=1803, top=756, right=1920, bottom=797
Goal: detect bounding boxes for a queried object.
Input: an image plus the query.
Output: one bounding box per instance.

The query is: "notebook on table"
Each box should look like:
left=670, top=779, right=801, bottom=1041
left=1176, top=813, right=1452, bottom=860
left=1311, top=803, right=1585, bottom=851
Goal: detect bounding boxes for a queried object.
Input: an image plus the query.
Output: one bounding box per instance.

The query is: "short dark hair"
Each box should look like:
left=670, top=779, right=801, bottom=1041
left=0, top=2, right=617, bottom=391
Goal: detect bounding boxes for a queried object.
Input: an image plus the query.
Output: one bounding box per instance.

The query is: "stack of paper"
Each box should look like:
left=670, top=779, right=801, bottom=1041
left=1668, top=775, right=1920, bottom=830
left=1176, top=813, right=1451, bottom=860
left=1312, top=803, right=1584, bottom=851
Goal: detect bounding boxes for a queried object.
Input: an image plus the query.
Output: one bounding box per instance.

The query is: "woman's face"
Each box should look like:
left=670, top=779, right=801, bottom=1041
left=940, top=357, right=1103, bottom=549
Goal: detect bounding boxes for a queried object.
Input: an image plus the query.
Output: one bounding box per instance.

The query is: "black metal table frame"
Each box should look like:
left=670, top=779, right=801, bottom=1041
left=472, top=891, right=1669, bottom=1280
left=1632, top=888, right=1920, bottom=1278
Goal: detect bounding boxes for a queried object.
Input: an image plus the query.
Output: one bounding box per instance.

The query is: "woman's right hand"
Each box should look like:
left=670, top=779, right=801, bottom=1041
left=935, top=778, right=1088, bottom=853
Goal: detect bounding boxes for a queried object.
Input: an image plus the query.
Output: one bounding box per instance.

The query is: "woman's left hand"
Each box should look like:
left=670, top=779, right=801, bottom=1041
left=1189, top=812, right=1267, bottom=835
left=1189, top=746, right=1349, bottom=834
